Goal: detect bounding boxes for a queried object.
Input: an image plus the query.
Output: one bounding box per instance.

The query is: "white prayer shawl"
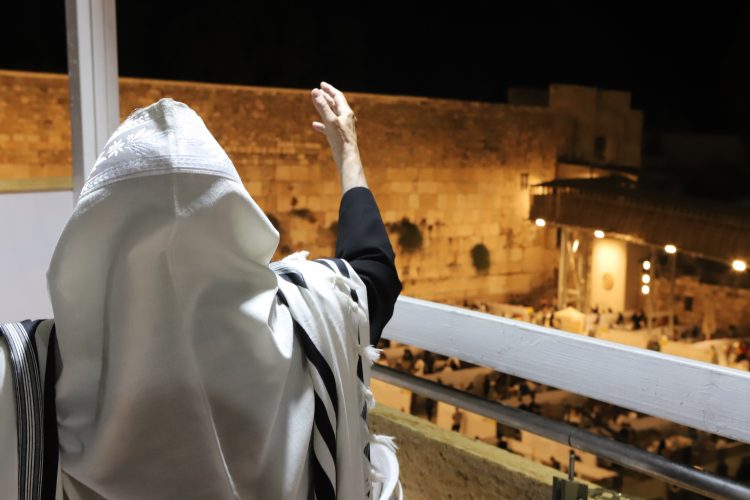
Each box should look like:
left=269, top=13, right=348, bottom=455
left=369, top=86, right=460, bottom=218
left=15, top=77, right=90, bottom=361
left=30, top=98, right=397, bottom=499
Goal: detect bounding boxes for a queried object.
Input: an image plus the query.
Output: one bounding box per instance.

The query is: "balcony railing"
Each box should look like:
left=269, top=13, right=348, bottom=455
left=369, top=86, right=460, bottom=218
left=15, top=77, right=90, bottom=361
left=375, top=296, right=750, bottom=498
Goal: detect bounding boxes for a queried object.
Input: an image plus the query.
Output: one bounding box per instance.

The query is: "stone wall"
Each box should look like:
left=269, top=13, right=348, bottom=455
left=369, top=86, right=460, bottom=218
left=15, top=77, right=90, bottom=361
left=653, top=275, right=750, bottom=335
left=0, top=70, right=642, bottom=304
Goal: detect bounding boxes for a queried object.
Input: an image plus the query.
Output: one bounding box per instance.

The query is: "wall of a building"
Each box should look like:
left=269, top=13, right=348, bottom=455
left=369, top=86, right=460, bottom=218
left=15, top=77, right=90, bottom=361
left=654, top=275, right=750, bottom=335
left=549, top=85, right=643, bottom=167
left=0, top=70, right=644, bottom=307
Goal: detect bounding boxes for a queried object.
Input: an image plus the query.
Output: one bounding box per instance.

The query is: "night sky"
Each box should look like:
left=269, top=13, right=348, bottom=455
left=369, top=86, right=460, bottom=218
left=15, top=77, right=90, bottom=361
left=2, top=3, right=749, bottom=134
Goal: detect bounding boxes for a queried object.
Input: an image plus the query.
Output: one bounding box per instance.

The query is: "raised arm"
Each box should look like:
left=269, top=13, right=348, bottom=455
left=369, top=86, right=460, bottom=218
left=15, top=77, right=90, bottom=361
left=311, top=82, right=402, bottom=344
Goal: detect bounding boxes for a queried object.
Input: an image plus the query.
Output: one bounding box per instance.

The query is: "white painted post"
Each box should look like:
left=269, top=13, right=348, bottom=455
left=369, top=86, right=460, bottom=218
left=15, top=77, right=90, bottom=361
left=65, top=0, right=119, bottom=201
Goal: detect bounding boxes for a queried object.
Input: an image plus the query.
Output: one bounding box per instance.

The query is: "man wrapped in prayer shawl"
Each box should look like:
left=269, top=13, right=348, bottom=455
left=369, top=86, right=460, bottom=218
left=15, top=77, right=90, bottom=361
left=0, top=82, right=403, bottom=499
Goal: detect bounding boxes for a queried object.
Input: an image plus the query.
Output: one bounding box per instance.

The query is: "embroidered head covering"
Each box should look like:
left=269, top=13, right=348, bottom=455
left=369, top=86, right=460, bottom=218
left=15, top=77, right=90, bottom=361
left=47, top=98, right=393, bottom=499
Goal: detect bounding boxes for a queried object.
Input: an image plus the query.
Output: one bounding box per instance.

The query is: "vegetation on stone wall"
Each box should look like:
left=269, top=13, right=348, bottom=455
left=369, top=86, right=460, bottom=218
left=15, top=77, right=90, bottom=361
left=386, top=217, right=423, bottom=252
left=470, top=243, right=490, bottom=272
left=290, top=207, right=317, bottom=223
left=267, top=214, right=280, bottom=232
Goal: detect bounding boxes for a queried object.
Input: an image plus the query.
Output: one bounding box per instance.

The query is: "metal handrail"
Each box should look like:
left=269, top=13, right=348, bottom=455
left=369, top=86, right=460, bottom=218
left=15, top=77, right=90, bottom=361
left=372, top=364, right=750, bottom=500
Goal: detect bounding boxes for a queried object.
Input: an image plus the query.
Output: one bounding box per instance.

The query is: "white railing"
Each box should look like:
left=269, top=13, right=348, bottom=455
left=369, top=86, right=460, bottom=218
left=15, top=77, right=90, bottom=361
left=383, top=296, right=750, bottom=445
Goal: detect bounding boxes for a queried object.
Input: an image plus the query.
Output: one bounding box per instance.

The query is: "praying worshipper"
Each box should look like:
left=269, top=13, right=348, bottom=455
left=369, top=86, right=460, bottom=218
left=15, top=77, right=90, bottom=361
left=616, top=312, right=625, bottom=325
left=527, top=392, right=541, bottom=414
left=657, top=439, right=668, bottom=456
left=425, top=398, right=436, bottom=422
left=446, top=356, right=462, bottom=370
left=518, top=381, right=531, bottom=397
left=451, top=408, right=464, bottom=432
left=0, top=83, right=403, bottom=499
left=411, top=355, right=426, bottom=376
left=716, top=455, right=729, bottom=478
left=736, top=457, right=750, bottom=486
left=482, top=374, right=491, bottom=397
left=422, top=350, right=436, bottom=374
left=631, top=308, right=646, bottom=330
left=399, top=348, right=415, bottom=372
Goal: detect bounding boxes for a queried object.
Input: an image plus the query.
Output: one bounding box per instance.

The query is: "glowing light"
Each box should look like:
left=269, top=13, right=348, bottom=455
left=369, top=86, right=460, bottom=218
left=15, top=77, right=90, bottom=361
left=572, top=239, right=580, bottom=253
left=641, top=285, right=650, bottom=295
left=732, top=259, right=747, bottom=272
left=594, top=230, right=605, bottom=239
left=642, top=274, right=651, bottom=284
left=535, top=218, right=546, bottom=227
left=664, top=244, right=677, bottom=254
left=642, top=260, right=651, bottom=271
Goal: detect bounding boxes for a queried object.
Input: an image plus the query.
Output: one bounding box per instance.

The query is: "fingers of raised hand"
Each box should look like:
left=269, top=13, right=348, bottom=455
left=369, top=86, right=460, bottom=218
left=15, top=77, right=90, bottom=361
left=321, top=91, right=337, bottom=111
left=312, top=121, right=326, bottom=135
left=321, top=81, right=353, bottom=116
left=311, top=89, right=337, bottom=123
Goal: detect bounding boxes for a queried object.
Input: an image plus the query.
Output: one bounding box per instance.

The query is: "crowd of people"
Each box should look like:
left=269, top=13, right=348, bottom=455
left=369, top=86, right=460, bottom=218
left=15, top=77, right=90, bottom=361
left=379, top=337, right=750, bottom=492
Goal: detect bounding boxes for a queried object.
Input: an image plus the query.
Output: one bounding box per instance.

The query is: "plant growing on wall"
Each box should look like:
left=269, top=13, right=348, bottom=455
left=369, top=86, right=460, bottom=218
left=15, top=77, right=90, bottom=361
left=267, top=214, right=280, bottom=232
left=290, top=207, right=317, bottom=223
left=471, top=243, right=490, bottom=272
left=386, top=217, right=423, bottom=252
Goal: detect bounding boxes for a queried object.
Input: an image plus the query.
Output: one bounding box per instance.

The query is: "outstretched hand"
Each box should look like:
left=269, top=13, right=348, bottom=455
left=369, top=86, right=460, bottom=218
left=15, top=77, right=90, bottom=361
left=311, top=82, right=368, bottom=192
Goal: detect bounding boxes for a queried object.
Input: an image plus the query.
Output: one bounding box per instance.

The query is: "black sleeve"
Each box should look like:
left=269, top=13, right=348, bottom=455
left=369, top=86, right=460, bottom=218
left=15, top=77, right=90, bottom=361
left=335, top=186, right=402, bottom=345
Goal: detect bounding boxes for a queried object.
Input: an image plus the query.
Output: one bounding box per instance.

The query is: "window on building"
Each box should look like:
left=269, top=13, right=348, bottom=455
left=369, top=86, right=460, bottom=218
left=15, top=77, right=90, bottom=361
left=684, top=297, right=694, bottom=312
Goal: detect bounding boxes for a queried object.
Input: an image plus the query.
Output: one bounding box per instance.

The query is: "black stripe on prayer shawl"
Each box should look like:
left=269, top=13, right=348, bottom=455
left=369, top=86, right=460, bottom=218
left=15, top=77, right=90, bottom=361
left=21, top=319, right=60, bottom=498
left=329, top=258, right=350, bottom=278
left=353, top=307, right=371, bottom=466
left=275, top=288, right=338, bottom=412
left=20, top=319, right=43, bottom=358
left=275, top=288, right=338, bottom=497
left=0, top=322, right=44, bottom=500
left=274, top=260, right=375, bottom=498
left=313, top=258, right=350, bottom=279
left=291, top=320, right=339, bottom=417
left=323, top=257, right=374, bottom=487
left=312, top=455, right=337, bottom=500
left=314, top=393, right=337, bottom=459
left=356, top=357, right=364, bottom=382
left=269, top=263, right=308, bottom=289
left=312, top=258, right=374, bottom=488
left=276, top=271, right=308, bottom=288
left=356, top=323, right=364, bottom=382
left=313, top=259, right=336, bottom=273
left=42, top=325, right=59, bottom=500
